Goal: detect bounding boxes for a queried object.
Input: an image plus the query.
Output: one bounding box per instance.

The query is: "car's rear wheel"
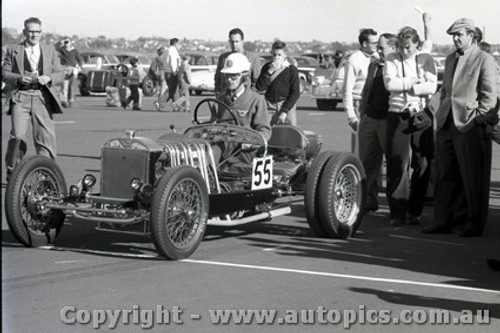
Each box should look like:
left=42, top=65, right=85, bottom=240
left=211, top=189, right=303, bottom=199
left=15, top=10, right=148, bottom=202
left=78, top=76, right=90, bottom=96
left=317, top=152, right=366, bottom=238
left=304, top=151, right=339, bottom=237
left=316, top=99, right=337, bottom=111
left=5, top=156, right=67, bottom=247
left=150, top=166, right=208, bottom=260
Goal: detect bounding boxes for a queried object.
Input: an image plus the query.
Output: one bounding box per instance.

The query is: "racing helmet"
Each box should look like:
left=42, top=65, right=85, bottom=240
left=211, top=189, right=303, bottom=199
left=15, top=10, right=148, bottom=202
left=220, top=53, right=251, bottom=74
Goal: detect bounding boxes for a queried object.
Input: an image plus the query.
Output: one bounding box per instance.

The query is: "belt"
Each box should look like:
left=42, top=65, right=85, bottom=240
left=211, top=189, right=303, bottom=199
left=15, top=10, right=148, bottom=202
left=19, top=83, right=42, bottom=91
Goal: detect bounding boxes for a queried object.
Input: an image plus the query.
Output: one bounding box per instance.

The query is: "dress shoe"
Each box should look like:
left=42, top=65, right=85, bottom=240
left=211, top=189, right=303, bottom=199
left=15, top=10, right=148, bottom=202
left=458, top=225, right=483, bottom=237
left=390, top=218, right=403, bottom=226
left=487, top=259, right=500, bottom=271
left=365, top=205, right=379, bottom=213
left=407, top=214, right=421, bottom=225
left=422, top=225, right=452, bottom=234
left=133, top=107, right=142, bottom=111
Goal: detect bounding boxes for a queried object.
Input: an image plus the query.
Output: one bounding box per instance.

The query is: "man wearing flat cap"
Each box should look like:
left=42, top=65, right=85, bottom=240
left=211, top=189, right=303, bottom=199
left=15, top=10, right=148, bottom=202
left=424, top=18, right=498, bottom=237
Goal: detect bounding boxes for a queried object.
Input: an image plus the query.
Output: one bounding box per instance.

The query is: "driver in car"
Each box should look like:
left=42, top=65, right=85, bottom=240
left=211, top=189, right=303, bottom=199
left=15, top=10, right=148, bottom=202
left=213, top=52, right=271, bottom=167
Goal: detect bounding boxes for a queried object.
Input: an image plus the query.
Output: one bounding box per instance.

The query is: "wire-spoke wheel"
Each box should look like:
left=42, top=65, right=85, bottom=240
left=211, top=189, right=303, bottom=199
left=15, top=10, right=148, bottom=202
left=5, top=156, right=67, bottom=247
left=150, top=166, right=208, bottom=259
left=318, top=152, right=366, bottom=238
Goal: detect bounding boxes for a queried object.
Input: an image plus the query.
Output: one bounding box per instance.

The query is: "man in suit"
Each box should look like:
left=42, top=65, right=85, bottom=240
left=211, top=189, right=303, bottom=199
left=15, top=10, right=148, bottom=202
left=214, top=28, right=261, bottom=95
left=2, top=17, right=64, bottom=182
left=423, top=18, right=498, bottom=236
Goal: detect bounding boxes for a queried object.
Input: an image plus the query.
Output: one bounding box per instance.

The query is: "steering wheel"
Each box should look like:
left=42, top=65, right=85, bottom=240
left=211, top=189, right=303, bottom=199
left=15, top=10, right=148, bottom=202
left=116, top=64, right=129, bottom=77
left=193, top=98, right=238, bottom=125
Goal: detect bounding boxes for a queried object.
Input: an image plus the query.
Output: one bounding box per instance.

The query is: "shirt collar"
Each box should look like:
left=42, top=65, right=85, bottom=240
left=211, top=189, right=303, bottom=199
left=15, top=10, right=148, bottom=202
left=230, top=86, right=245, bottom=101
left=25, top=42, right=40, bottom=53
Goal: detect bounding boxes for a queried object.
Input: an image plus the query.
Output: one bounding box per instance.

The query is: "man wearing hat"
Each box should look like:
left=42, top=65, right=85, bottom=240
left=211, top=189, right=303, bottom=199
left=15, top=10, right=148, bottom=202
left=213, top=52, right=271, bottom=167
left=423, top=18, right=498, bottom=236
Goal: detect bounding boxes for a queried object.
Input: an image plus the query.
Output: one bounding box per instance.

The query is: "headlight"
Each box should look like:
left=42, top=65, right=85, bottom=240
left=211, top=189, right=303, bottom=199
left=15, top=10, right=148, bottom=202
left=83, top=174, right=96, bottom=187
left=130, top=178, right=143, bottom=190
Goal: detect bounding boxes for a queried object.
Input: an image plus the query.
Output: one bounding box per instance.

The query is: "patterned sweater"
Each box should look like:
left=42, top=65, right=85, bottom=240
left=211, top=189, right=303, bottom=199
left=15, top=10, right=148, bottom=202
left=216, top=88, right=271, bottom=141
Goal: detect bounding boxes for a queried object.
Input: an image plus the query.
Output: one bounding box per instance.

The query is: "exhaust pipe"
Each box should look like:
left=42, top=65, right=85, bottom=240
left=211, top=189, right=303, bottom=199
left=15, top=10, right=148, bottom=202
left=208, top=206, right=291, bottom=226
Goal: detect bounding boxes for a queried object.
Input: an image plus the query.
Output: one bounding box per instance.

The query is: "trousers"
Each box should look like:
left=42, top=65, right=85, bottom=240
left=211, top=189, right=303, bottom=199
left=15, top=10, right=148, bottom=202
left=5, top=90, right=56, bottom=174
left=385, top=112, right=433, bottom=220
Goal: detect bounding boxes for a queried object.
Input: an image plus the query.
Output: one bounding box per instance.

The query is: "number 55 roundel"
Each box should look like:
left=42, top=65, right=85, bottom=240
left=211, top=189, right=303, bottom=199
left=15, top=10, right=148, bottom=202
left=251, top=156, right=273, bottom=190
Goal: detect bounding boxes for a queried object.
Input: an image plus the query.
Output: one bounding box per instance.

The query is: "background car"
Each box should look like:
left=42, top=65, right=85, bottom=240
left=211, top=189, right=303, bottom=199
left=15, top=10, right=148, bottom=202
left=310, top=51, right=354, bottom=111
left=433, top=55, right=445, bottom=89
left=77, top=51, right=120, bottom=96
left=184, top=51, right=219, bottom=95
left=303, top=52, right=337, bottom=69
left=114, top=52, right=157, bottom=97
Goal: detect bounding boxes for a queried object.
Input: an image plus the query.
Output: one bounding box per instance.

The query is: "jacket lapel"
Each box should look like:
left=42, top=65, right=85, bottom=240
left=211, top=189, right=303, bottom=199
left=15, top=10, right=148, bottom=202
left=40, top=43, right=50, bottom=75
left=14, top=44, right=25, bottom=74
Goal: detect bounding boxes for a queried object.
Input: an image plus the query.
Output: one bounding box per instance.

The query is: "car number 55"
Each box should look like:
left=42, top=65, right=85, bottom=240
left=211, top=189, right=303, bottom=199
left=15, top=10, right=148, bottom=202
left=251, top=156, right=273, bottom=190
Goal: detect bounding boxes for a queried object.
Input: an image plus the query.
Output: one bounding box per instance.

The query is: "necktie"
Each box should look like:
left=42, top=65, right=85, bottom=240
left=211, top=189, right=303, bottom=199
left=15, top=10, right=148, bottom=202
left=29, top=47, right=38, bottom=72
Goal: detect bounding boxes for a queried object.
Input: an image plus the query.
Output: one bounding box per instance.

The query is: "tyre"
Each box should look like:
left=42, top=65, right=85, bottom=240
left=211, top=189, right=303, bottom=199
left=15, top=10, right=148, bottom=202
left=316, top=99, right=337, bottom=111
left=78, top=75, right=90, bottom=96
left=304, top=151, right=339, bottom=237
left=299, top=80, right=305, bottom=94
left=150, top=166, right=208, bottom=260
left=5, top=156, right=67, bottom=247
left=318, top=152, right=366, bottom=238
left=141, top=76, right=157, bottom=97
left=79, top=84, right=90, bottom=96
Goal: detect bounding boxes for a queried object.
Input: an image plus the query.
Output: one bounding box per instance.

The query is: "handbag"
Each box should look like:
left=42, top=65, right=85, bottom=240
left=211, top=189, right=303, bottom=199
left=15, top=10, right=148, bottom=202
left=400, top=54, right=432, bottom=134
left=404, top=107, right=432, bottom=134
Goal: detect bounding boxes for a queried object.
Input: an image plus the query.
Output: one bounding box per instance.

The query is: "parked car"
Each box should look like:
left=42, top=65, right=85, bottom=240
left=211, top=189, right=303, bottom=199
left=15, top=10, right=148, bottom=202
left=114, top=52, right=157, bottom=97
left=77, top=51, right=121, bottom=96
left=310, top=51, right=354, bottom=111
left=303, top=52, right=337, bottom=69
left=5, top=98, right=367, bottom=260
left=433, top=55, right=445, bottom=89
left=184, top=51, right=219, bottom=95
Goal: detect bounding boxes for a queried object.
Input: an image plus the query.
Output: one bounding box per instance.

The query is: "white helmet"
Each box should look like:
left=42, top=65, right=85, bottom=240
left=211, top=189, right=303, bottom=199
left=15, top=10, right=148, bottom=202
left=220, top=53, right=251, bottom=74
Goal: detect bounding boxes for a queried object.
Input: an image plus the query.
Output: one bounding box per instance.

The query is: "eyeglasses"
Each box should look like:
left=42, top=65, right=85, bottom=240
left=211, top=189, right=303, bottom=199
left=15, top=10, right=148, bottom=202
left=27, top=30, right=42, bottom=34
left=224, top=73, right=242, bottom=80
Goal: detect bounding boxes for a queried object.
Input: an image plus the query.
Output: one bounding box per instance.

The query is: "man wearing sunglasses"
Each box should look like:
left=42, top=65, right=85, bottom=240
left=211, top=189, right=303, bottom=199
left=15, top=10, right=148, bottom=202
left=213, top=52, right=271, bottom=167
left=2, top=17, right=64, bottom=182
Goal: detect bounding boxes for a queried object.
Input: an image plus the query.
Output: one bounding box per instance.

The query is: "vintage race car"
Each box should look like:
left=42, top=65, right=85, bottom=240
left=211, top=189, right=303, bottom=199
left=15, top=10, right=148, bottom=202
left=5, top=99, right=366, bottom=260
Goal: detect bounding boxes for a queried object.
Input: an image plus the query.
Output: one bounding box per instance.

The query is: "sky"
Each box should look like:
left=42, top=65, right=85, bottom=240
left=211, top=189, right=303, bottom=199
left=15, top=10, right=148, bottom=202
left=2, top=0, right=499, bottom=45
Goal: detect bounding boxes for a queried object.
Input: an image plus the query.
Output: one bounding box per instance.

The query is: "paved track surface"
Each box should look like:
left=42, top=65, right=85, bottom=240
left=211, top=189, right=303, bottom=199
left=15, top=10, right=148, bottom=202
left=2, top=93, right=500, bottom=332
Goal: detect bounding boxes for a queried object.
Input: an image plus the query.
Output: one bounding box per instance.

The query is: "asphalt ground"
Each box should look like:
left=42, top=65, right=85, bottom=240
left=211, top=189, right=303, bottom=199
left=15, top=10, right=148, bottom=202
left=2, top=92, right=500, bottom=332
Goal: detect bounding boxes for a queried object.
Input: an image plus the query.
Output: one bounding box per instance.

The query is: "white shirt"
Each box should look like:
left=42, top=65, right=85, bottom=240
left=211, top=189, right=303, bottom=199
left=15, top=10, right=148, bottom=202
left=166, top=46, right=180, bottom=73
left=25, top=43, right=41, bottom=72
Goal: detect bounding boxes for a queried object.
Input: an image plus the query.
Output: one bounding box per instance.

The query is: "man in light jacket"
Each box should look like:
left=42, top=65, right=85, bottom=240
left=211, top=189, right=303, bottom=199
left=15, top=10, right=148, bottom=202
left=423, top=18, right=498, bottom=237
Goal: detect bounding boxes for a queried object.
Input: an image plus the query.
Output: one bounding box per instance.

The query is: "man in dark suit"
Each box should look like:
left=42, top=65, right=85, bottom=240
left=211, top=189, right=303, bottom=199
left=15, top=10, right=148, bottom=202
left=2, top=17, right=64, bottom=182
left=214, top=28, right=261, bottom=95
left=423, top=18, right=498, bottom=236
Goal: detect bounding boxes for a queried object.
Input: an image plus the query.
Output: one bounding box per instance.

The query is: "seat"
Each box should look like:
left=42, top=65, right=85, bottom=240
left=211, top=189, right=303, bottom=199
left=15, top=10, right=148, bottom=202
left=268, top=125, right=322, bottom=161
left=268, top=125, right=308, bottom=150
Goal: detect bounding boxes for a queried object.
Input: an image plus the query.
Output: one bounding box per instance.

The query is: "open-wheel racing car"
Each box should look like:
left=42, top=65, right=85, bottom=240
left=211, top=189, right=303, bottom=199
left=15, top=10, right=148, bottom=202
left=5, top=99, right=366, bottom=260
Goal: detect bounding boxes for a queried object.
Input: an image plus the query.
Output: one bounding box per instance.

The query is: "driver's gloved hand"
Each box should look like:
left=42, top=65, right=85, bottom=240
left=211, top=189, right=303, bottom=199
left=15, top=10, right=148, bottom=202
left=241, top=143, right=255, bottom=151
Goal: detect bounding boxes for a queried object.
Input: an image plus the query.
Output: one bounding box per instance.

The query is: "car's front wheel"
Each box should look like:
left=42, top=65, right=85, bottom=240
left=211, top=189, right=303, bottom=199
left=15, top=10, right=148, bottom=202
left=317, top=152, right=366, bottom=238
left=150, top=166, right=208, bottom=260
left=5, top=156, right=67, bottom=247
